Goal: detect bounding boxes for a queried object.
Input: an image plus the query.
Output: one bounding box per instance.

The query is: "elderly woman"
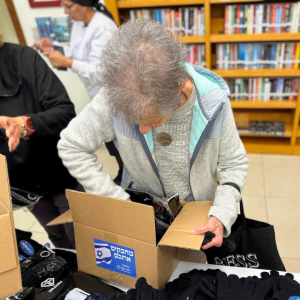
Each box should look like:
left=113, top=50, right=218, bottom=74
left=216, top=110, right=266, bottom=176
left=58, top=20, right=249, bottom=253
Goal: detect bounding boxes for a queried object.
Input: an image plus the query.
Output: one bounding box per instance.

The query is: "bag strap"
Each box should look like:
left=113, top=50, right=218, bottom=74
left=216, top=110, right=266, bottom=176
left=222, top=182, right=246, bottom=226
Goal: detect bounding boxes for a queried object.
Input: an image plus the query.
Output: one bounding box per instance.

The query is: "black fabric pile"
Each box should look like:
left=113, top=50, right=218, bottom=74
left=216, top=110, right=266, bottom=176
left=9, top=230, right=122, bottom=300
left=117, top=269, right=300, bottom=300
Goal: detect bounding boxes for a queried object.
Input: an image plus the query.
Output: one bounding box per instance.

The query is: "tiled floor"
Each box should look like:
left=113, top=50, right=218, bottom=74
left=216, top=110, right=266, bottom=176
left=13, top=147, right=300, bottom=273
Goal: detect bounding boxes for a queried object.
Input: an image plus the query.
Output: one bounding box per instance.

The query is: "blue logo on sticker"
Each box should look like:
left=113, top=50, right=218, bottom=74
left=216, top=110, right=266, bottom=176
left=289, top=297, right=300, bottom=300
left=19, top=254, right=26, bottom=261
left=20, top=240, right=34, bottom=256
left=94, top=239, right=136, bottom=278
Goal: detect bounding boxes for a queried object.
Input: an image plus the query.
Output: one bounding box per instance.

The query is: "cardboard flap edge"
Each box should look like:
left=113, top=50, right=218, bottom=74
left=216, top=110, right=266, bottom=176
left=47, top=209, right=73, bottom=226
left=157, top=201, right=213, bottom=250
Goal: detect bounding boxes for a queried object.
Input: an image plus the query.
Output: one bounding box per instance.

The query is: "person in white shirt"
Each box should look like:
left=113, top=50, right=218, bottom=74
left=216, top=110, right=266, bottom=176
left=33, top=0, right=123, bottom=184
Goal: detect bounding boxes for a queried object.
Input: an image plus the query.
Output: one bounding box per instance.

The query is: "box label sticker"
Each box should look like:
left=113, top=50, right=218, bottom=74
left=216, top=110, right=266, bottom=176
left=94, top=239, right=136, bottom=278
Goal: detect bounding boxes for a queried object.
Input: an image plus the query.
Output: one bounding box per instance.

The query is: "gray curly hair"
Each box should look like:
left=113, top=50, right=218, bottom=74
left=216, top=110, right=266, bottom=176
left=98, top=19, right=188, bottom=124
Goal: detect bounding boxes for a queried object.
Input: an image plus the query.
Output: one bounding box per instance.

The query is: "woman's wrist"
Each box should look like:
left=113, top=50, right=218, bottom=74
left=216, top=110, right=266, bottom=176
left=65, top=57, right=73, bottom=68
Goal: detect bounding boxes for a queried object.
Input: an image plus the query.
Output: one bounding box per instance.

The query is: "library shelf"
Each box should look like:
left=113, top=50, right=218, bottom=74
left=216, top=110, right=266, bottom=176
left=230, top=101, right=297, bottom=109
left=214, top=69, right=300, bottom=78
left=210, top=33, right=300, bottom=43
left=210, top=0, right=262, bottom=3
left=178, top=36, right=206, bottom=43
left=117, top=0, right=204, bottom=8
left=239, top=123, right=292, bottom=138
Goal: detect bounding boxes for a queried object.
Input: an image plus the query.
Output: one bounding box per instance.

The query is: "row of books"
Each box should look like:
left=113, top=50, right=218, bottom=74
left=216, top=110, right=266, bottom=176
left=225, top=78, right=299, bottom=101
left=35, top=16, right=71, bottom=42
left=238, top=121, right=285, bottom=136
left=216, top=43, right=300, bottom=69
left=129, top=7, right=205, bottom=36
left=224, top=2, right=300, bottom=34
left=186, top=45, right=206, bottom=67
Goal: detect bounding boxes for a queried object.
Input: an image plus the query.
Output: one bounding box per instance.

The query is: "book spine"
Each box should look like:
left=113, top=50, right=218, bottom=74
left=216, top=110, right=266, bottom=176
left=263, top=4, right=267, bottom=33
left=224, top=6, right=228, bottom=34
left=198, top=10, right=201, bottom=35
left=266, top=5, right=271, bottom=33
left=194, top=7, right=198, bottom=36
left=297, top=42, right=300, bottom=69
left=184, top=8, right=189, bottom=36
left=276, top=43, right=281, bottom=69
left=281, top=4, right=286, bottom=33
left=278, top=4, right=283, bottom=33
left=230, top=43, right=234, bottom=69
left=251, top=5, right=255, bottom=34
left=236, top=5, right=240, bottom=34
left=280, top=43, right=285, bottom=69
left=271, top=4, right=276, bottom=33
left=255, top=78, right=258, bottom=101
left=292, top=42, right=297, bottom=68
left=285, top=3, right=290, bottom=32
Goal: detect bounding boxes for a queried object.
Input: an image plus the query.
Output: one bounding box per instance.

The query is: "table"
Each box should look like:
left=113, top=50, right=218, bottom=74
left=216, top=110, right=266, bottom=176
left=100, top=262, right=300, bottom=292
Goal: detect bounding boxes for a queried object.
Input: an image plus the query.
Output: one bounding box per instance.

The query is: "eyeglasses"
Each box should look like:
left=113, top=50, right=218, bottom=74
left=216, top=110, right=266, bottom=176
left=61, top=2, right=75, bottom=10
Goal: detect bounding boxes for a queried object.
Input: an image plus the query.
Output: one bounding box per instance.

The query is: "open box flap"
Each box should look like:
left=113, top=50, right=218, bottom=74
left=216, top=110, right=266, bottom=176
left=0, top=155, right=12, bottom=215
left=48, top=209, right=73, bottom=226
left=49, top=189, right=157, bottom=245
left=0, top=214, right=18, bottom=273
left=158, top=201, right=213, bottom=250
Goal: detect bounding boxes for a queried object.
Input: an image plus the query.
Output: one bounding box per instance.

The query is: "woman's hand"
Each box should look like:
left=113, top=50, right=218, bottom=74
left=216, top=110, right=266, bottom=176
left=44, top=50, right=73, bottom=68
left=0, top=116, right=24, bottom=152
left=32, top=37, right=53, bottom=52
left=190, top=216, right=224, bottom=250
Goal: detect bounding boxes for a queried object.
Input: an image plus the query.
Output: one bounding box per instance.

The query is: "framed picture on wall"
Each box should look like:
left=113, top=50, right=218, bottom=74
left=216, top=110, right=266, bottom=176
left=28, top=0, right=61, bottom=8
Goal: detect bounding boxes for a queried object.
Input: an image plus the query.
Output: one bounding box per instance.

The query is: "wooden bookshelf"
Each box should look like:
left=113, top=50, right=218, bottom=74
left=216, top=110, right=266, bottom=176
left=239, top=124, right=292, bottom=138
left=116, top=0, right=204, bottom=8
left=211, top=33, right=300, bottom=43
left=214, top=69, right=300, bottom=78
left=231, top=101, right=297, bottom=109
left=178, top=36, right=206, bottom=43
left=107, top=0, right=300, bottom=155
left=210, top=0, right=262, bottom=3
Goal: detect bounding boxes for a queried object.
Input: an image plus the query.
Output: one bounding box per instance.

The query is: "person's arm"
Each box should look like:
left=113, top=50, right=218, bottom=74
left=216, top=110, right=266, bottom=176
left=208, top=99, right=249, bottom=237
left=57, top=90, right=130, bottom=200
left=25, top=49, right=76, bottom=139
left=71, top=30, right=112, bottom=85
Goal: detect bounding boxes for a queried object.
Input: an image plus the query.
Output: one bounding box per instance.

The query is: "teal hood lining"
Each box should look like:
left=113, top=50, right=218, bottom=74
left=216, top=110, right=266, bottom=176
left=142, top=64, right=222, bottom=155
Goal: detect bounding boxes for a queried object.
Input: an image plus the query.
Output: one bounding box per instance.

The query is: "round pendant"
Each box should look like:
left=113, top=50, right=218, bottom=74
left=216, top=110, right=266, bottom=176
left=157, top=132, right=172, bottom=146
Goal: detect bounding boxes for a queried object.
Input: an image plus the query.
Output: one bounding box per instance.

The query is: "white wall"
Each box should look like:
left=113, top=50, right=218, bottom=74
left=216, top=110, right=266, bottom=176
left=12, top=0, right=91, bottom=114
left=0, top=0, right=19, bottom=43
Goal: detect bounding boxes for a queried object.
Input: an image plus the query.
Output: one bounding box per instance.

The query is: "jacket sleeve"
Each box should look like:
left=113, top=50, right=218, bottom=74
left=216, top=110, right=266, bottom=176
left=25, top=49, right=76, bottom=139
left=71, top=29, right=112, bottom=86
left=57, top=90, right=130, bottom=200
left=208, top=99, right=249, bottom=237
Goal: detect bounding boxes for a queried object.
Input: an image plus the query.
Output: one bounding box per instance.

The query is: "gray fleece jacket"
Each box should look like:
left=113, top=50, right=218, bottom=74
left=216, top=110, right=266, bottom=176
left=58, top=64, right=249, bottom=236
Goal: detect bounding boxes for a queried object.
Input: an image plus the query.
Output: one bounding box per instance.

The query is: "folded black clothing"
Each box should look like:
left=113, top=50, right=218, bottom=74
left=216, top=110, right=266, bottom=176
left=30, top=271, right=76, bottom=300
left=72, top=272, right=123, bottom=295
left=272, top=276, right=300, bottom=299
left=20, top=247, right=55, bottom=274
left=6, top=287, right=35, bottom=300
left=53, top=249, right=78, bottom=271
left=177, top=275, right=216, bottom=300
left=118, top=278, right=167, bottom=300
left=202, top=233, right=236, bottom=259
left=163, top=269, right=219, bottom=298
left=16, top=229, right=43, bottom=258
left=22, top=256, right=68, bottom=287
left=260, top=270, right=294, bottom=281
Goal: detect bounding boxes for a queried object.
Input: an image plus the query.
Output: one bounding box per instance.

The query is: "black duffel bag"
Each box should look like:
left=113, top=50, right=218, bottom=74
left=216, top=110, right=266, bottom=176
left=204, top=183, right=286, bottom=271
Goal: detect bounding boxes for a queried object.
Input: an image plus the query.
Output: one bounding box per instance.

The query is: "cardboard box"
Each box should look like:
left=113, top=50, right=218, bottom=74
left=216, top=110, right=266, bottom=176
left=49, top=190, right=212, bottom=289
left=0, top=155, right=22, bottom=299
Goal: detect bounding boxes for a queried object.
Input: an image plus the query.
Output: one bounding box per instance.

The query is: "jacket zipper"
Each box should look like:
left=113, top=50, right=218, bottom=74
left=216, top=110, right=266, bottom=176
left=189, top=101, right=225, bottom=201
left=135, top=125, right=167, bottom=197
